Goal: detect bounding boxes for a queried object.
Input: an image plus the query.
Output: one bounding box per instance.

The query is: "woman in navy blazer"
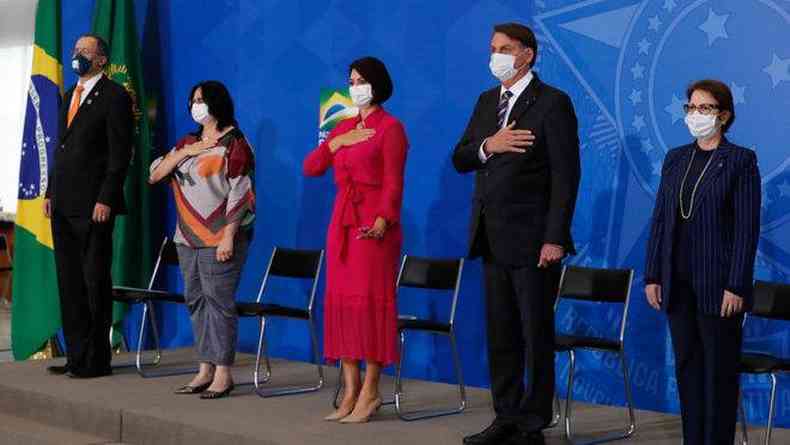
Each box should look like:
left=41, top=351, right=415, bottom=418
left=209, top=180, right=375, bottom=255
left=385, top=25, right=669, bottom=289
left=645, top=79, right=761, bottom=445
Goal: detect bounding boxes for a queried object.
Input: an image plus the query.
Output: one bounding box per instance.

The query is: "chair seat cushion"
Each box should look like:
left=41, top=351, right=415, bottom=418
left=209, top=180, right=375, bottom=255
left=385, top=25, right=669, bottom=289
left=555, top=334, right=621, bottom=352
left=397, top=316, right=450, bottom=333
left=236, top=302, right=309, bottom=319
left=112, top=286, right=185, bottom=304
left=740, top=352, right=790, bottom=374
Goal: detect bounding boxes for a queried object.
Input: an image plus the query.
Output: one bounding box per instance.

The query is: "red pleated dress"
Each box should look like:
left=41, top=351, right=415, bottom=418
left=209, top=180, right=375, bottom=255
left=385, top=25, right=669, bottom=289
left=303, top=108, right=408, bottom=366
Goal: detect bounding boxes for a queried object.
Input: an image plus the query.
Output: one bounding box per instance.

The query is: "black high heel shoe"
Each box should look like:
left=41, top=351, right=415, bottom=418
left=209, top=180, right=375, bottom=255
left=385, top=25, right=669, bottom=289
left=174, top=380, right=212, bottom=394
left=200, top=383, right=235, bottom=400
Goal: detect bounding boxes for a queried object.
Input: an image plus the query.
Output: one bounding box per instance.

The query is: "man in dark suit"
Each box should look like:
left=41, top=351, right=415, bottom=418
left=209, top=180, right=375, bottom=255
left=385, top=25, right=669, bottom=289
left=453, top=23, right=580, bottom=445
left=43, top=34, right=133, bottom=378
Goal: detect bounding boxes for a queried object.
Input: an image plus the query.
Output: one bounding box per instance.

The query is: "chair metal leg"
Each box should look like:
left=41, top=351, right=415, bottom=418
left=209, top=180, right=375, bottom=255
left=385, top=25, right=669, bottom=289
left=564, top=350, right=636, bottom=445
left=618, top=351, right=637, bottom=440
left=394, top=330, right=466, bottom=421
left=309, top=318, right=325, bottom=388
left=332, top=361, right=343, bottom=409
left=252, top=316, right=271, bottom=388
left=126, top=302, right=195, bottom=378
left=739, top=389, right=749, bottom=445
left=765, top=373, right=777, bottom=445
left=254, top=317, right=324, bottom=398
left=564, top=349, right=576, bottom=441
left=111, top=302, right=159, bottom=371
left=549, top=391, right=561, bottom=428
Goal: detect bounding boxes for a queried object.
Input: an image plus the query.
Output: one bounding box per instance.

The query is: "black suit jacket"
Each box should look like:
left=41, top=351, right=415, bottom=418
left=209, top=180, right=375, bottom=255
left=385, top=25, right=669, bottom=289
left=645, top=139, right=761, bottom=314
left=47, top=75, right=133, bottom=216
left=453, top=74, right=581, bottom=266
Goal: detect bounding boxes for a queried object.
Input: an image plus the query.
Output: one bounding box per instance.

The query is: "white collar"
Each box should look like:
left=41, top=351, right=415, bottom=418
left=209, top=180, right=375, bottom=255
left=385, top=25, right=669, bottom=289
left=500, top=70, right=533, bottom=100
left=77, top=72, right=104, bottom=93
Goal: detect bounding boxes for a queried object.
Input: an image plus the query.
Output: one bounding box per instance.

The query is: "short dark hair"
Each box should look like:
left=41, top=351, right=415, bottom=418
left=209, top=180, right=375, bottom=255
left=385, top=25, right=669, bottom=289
left=188, top=80, right=238, bottom=132
left=79, top=33, right=110, bottom=60
left=493, top=23, right=538, bottom=67
left=349, top=57, right=393, bottom=105
left=686, top=79, right=736, bottom=132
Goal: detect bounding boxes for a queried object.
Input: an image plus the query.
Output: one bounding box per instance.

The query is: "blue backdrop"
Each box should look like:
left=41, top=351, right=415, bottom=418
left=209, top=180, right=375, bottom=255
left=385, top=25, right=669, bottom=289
left=58, top=0, right=790, bottom=426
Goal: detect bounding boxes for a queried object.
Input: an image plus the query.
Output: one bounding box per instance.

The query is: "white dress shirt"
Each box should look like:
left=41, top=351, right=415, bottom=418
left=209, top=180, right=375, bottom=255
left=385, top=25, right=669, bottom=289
left=70, top=72, right=104, bottom=108
left=479, top=70, right=534, bottom=163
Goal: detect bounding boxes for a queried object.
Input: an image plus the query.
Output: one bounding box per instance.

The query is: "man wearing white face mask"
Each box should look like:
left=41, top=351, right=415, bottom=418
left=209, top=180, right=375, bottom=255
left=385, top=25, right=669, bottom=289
left=645, top=79, right=761, bottom=445
left=453, top=23, right=580, bottom=445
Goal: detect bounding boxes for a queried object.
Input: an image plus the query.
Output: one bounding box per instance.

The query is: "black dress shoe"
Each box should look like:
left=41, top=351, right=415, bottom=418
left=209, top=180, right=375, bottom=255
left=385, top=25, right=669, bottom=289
left=200, top=383, right=235, bottom=400
left=507, top=431, right=545, bottom=445
left=463, top=421, right=518, bottom=445
left=47, top=365, right=70, bottom=375
left=174, top=381, right=212, bottom=394
left=66, top=368, right=112, bottom=379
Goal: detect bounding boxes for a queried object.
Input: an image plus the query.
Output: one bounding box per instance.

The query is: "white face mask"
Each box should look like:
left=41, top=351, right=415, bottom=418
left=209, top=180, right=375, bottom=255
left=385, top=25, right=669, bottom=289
left=684, top=111, right=719, bottom=139
left=191, top=103, right=210, bottom=124
left=489, top=52, right=520, bottom=82
left=349, top=83, right=373, bottom=107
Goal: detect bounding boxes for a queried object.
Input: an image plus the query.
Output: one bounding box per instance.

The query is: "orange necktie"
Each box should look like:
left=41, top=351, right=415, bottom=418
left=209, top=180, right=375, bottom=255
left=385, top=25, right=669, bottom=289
left=67, top=84, right=85, bottom=128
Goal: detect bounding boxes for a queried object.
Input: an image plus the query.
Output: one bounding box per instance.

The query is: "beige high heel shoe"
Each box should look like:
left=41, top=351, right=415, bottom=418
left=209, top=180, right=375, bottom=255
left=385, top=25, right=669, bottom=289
left=338, top=397, right=383, bottom=424
left=324, top=403, right=355, bottom=421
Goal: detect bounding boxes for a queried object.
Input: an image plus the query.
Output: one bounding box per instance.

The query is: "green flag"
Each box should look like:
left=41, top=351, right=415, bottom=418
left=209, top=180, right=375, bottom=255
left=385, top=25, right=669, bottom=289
left=11, top=0, right=63, bottom=360
left=91, top=0, right=153, bottom=341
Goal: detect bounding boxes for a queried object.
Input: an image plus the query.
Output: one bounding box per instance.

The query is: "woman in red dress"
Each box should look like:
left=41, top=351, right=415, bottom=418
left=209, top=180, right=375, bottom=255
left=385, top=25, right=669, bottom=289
left=303, top=57, right=408, bottom=423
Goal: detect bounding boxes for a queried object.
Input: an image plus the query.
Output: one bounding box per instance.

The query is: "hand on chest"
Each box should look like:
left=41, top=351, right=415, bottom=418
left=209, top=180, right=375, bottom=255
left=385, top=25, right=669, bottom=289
left=335, top=131, right=384, bottom=170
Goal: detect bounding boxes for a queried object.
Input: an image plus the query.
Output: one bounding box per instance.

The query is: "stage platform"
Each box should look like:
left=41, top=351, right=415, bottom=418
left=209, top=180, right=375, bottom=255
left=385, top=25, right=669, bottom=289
left=0, top=348, right=786, bottom=445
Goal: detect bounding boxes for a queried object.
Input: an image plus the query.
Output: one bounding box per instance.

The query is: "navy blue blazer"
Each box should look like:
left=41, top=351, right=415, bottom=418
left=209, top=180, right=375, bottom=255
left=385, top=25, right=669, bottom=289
left=645, top=138, right=761, bottom=315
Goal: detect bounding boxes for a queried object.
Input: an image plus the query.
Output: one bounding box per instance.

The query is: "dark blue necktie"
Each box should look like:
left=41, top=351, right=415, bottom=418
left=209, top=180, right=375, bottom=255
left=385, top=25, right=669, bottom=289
left=497, top=90, right=514, bottom=128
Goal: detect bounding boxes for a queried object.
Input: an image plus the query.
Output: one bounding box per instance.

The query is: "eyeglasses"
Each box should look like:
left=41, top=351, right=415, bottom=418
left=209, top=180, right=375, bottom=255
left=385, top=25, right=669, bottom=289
left=683, top=103, right=719, bottom=115
left=72, top=48, right=98, bottom=57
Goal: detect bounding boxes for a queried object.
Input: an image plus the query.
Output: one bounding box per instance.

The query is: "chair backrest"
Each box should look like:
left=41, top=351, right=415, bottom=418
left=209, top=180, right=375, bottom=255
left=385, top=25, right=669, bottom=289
left=556, top=265, right=634, bottom=343
left=0, top=234, right=10, bottom=270
left=396, top=255, right=465, bottom=325
left=255, top=247, right=324, bottom=311
left=147, top=237, right=180, bottom=290
left=558, top=266, right=633, bottom=303
left=750, top=280, right=790, bottom=321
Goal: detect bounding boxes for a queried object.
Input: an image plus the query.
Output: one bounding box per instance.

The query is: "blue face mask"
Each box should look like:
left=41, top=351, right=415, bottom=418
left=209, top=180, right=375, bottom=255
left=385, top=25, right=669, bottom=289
left=71, top=54, right=93, bottom=76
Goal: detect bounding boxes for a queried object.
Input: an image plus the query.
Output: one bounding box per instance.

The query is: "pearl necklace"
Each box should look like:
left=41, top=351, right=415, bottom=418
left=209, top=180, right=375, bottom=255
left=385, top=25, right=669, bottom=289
left=679, top=148, right=717, bottom=220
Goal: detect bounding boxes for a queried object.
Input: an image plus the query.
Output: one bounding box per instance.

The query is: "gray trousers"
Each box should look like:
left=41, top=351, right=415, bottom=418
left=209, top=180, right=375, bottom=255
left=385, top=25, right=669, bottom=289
left=176, top=234, right=248, bottom=366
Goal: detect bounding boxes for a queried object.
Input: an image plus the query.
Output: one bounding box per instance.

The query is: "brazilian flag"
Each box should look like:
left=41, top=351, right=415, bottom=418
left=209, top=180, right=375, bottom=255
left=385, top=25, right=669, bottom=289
left=12, top=0, right=63, bottom=360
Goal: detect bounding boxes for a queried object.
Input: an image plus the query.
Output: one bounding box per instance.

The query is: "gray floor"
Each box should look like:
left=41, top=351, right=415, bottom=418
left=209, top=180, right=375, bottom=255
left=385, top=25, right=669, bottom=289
left=0, top=348, right=786, bottom=444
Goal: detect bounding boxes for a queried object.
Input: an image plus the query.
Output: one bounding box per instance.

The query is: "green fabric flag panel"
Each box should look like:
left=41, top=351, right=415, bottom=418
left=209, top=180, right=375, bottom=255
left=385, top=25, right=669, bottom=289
left=91, top=0, right=154, bottom=341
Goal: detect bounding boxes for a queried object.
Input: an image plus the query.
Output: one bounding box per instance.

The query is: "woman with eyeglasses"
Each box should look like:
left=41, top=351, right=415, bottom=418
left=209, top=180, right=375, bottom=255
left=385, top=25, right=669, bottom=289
left=149, top=80, right=255, bottom=399
left=644, top=79, right=761, bottom=444
left=303, top=57, right=408, bottom=423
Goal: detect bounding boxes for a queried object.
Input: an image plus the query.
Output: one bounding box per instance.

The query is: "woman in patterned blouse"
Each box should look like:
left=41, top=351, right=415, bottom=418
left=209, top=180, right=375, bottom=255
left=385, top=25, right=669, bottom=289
left=149, top=80, right=255, bottom=399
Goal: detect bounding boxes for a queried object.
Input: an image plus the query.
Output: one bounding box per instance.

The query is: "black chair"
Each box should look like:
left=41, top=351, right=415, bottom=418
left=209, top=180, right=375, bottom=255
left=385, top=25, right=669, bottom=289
left=553, top=265, right=635, bottom=444
left=0, top=234, right=10, bottom=353
left=738, top=280, right=790, bottom=445
left=329, top=255, right=467, bottom=420
left=111, top=237, right=194, bottom=377
left=393, top=255, right=467, bottom=421
left=0, top=234, right=11, bottom=303
left=236, top=247, right=324, bottom=398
